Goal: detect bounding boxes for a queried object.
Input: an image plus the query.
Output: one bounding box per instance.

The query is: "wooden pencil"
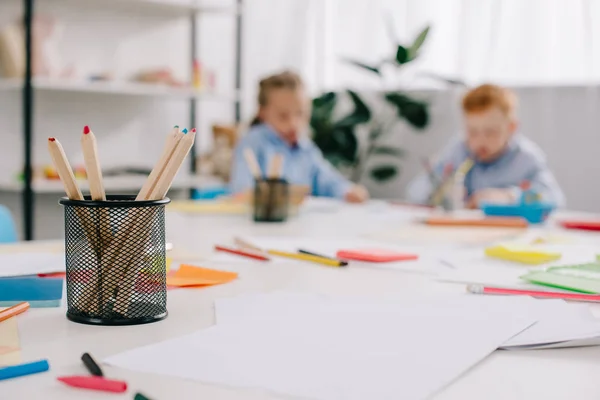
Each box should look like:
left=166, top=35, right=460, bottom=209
left=81, top=126, right=106, bottom=201
left=137, top=126, right=184, bottom=201
left=94, top=128, right=187, bottom=311
left=267, top=153, right=283, bottom=179
left=148, top=128, right=197, bottom=200
left=48, top=137, right=99, bottom=313
left=243, top=148, right=262, bottom=180
left=47, top=137, right=83, bottom=200
left=112, top=129, right=197, bottom=315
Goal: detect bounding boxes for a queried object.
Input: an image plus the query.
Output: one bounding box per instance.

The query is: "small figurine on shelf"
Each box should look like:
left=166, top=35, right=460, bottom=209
left=198, top=124, right=238, bottom=181
left=192, top=60, right=202, bottom=89
left=43, top=165, right=60, bottom=180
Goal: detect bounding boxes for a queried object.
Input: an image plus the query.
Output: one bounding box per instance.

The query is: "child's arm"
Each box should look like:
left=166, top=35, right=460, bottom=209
left=524, top=167, right=566, bottom=207
left=311, top=148, right=361, bottom=200
left=405, top=138, right=464, bottom=205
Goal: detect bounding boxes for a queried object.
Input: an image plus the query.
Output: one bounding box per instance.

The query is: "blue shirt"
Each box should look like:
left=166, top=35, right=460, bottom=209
left=230, top=124, right=353, bottom=199
left=406, top=135, right=565, bottom=207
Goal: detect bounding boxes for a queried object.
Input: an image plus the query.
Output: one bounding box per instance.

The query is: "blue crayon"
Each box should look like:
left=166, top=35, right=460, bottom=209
left=0, top=359, right=50, bottom=381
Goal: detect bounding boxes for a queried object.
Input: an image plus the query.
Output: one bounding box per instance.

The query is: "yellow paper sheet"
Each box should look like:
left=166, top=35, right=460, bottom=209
left=0, top=313, right=22, bottom=366
left=167, top=264, right=238, bottom=288
left=168, top=200, right=249, bottom=215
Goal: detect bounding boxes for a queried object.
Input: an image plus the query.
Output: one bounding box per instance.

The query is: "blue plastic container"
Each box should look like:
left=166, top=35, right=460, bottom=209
left=481, top=202, right=555, bottom=224
left=191, top=187, right=230, bottom=200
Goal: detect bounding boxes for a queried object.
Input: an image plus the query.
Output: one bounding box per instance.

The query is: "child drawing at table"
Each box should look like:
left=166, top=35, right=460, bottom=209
left=406, top=84, right=565, bottom=208
left=230, top=71, right=369, bottom=203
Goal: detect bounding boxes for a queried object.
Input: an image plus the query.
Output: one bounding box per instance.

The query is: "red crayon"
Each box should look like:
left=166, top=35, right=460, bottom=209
left=57, top=376, right=127, bottom=393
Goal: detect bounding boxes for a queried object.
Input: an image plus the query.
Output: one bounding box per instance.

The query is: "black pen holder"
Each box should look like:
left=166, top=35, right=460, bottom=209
left=253, top=178, right=289, bottom=222
left=59, top=195, right=170, bottom=326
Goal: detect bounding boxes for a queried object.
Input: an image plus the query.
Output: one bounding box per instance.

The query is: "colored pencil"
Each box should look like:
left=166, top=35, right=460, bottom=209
left=298, top=249, right=348, bottom=266
left=467, top=284, right=600, bottom=302
left=267, top=153, right=284, bottom=179
left=267, top=249, right=345, bottom=267
left=0, top=302, right=29, bottom=323
left=215, top=245, right=270, bottom=261
left=148, top=128, right=197, bottom=200
left=113, top=129, right=197, bottom=315
left=137, top=126, right=183, bottom=201
left=47, top=137, right=83, bottom=200
left=233, top=237, right=264, bottom=253
left=243, top=148, right=262, bottom=180
left=80, top=126, right=106, bottom=201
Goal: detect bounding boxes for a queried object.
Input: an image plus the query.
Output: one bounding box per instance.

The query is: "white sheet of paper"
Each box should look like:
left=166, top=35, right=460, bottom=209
left=105, top=293, right=535, bottom=400
left=215, top=292, right=600, bottom=350
left=365, top=224, right=524, bottom=246
left=0, top=253, right=65, bottom=277
left=238, top=236, right=449, bottom=274
left=501, top=299, right=600, bottom=348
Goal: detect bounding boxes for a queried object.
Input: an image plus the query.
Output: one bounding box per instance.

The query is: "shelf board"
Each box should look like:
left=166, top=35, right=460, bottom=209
left=0, top=175, right=225, bottom=194
left=0, top=78, right=238, bottom=101
left=35, top=0, right=240, bottom=16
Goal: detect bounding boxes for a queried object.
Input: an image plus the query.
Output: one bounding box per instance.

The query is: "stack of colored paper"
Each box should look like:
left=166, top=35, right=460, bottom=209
left=166, top=264, right=238, bottom=288
left=0, top=278, right=63, bottom=308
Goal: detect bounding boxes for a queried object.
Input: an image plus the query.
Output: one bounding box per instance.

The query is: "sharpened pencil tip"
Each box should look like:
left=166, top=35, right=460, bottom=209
left=48, top=137, right=56, bottom=142
left=182, top=128, right=188, bottom=134
left=191, top=128, right=196, bottom=133
left=83, top=126, right=90, bottom=134
left=174, top=125, right=179, bottom=128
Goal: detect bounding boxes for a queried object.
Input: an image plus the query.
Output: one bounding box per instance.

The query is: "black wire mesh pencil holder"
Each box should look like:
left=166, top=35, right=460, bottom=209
left=253, top=178, right=290, bottom=222
left=59, top=195, right=170, bottom=326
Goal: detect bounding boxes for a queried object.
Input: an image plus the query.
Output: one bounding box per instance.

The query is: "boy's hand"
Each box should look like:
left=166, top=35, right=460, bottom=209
left=467, top=188, right=516, bottom=209
left=344, top=185, right=369, bottom=203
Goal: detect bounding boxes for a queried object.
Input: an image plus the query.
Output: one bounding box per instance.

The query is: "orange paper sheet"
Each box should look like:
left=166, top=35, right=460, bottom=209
left=167, top=264, right=238, bottom=288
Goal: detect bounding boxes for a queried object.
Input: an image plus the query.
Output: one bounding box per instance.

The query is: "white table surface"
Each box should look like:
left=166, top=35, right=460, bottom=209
left=4, top=202, right=600, bottom=400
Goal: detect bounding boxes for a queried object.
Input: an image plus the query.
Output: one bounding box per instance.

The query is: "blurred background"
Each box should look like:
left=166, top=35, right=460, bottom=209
left=0, top=0, right=598, bottom=239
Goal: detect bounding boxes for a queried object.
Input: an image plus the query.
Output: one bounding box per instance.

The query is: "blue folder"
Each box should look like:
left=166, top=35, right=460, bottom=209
left=0, top=277, right=63, bottom=308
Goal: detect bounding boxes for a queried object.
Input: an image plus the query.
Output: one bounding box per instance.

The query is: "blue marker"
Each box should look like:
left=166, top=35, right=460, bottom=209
left=0, top=359, right=50, bottom=381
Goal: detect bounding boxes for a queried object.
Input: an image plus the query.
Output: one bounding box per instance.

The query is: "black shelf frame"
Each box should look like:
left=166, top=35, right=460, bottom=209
left=20, top=0, right=244, bottom=240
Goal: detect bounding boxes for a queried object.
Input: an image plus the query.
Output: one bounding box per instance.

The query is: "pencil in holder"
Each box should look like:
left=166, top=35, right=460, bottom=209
left=59, top=195, right=170, bottom=326
left=253, top=178, right=289, bottom=222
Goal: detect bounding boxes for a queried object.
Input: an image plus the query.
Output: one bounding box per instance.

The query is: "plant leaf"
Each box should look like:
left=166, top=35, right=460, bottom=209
left=335, top=90, right=371, bottom=128
left=384, top=92, right=429, bottom=129
left=311, top=92, right=337, bottom=123
left=340, top=58, right=380, bottom=75
left=395, top=45, right=409, bottom=64
left=370, top=165, right=398, bottom=181
left=371, top=147, right=406, bottom=157
left=408, top=26, right=430, bottom=60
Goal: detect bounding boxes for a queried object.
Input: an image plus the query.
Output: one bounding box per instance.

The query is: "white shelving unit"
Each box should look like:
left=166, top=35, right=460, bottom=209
left=0, top=175, right=224, bottom=194
left=0, top=77, right=239, bottom=101
left=0, top=0, right=243, bottom=239
left=80, top=0, right=240, bottom=15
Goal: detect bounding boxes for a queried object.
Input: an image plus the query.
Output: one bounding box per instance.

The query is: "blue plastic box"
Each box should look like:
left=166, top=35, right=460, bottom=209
left=481, top=202, right=555, bottom=224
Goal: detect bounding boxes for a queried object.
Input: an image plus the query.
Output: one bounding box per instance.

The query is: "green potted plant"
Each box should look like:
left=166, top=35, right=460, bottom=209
left=311, top=25, right=462, bottom=183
